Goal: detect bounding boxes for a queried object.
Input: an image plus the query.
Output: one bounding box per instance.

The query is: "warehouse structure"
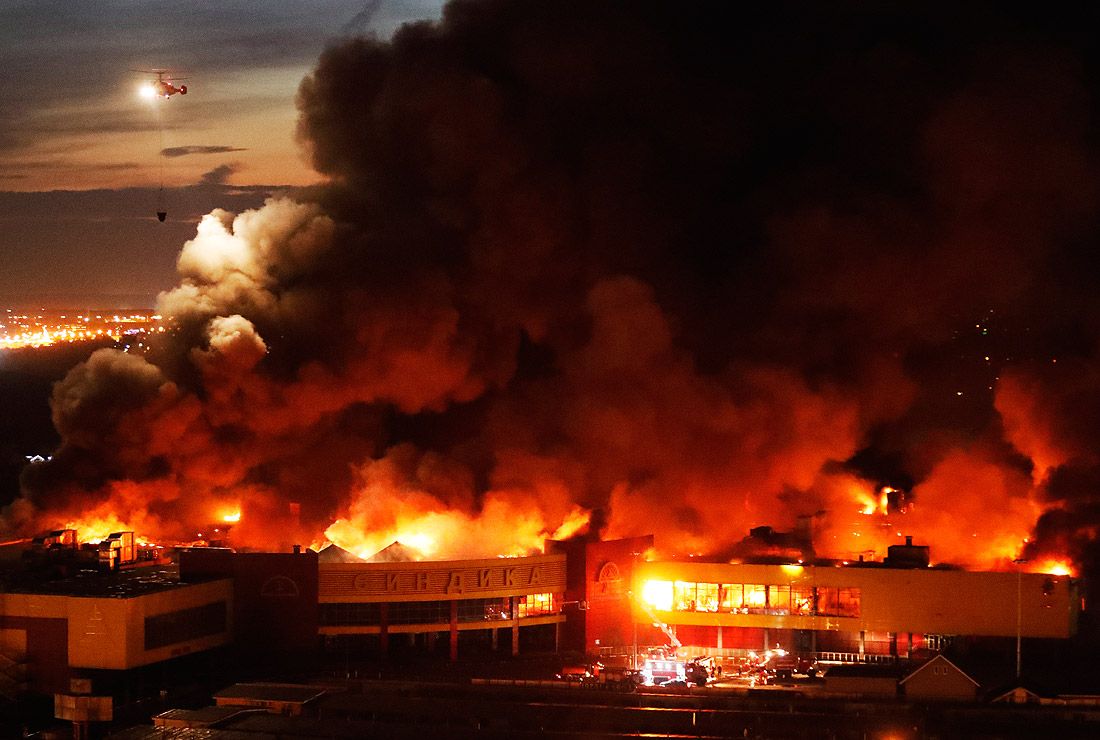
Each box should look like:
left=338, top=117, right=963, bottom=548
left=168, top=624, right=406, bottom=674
left=0, top=530, right=1083, bottom=703
left=568, top=537, right=1079, bottom=666
left=0, top=558, right=232, bottom=698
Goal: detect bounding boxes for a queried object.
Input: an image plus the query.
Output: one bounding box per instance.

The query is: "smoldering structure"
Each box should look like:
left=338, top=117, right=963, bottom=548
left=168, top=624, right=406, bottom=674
left=11, top=1, right=1100, bottom=571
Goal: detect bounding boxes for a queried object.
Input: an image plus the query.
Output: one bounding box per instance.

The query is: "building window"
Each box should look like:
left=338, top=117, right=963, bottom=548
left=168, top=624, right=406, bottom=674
left=517, top=593, right=555, bottom=618
left=814, top=587, right=860, bottom=618
left=720, top=583, right=743, bottom=612
left=456, top=597, right=512, bottom=622
left=744, top=585, right=767, bottom=614
left=648, top=579, right=859, bottom=618
left=144, top=601, right=227, bottom=650
left=673, top=581, right=697, bottom=611
left=319, top=602, right=382, bottom=626
left=388, top=600, right=451, bottom=624
left=767, top=585, right=791, bottom=615
left=837, top=588, right=861, bottom=618
left=925, top=635, right=953, bottom=651
left=791, top=587, right=815, bottom=615
left=816, top=587, right=840, bottom=616
left=697, top=583, right=719, bottom=612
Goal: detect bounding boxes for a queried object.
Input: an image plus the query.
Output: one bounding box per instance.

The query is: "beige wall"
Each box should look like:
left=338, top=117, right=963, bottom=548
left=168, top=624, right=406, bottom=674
left=0, top=579, right=233, bottom=670
left=636, top=561, right=1077, bottom=638
left=902, top=661, right=979, bottom=701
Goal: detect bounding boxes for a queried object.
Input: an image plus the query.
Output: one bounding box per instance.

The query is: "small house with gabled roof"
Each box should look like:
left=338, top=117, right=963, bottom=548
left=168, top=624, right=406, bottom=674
left=900, top=654, right=979, bottom=702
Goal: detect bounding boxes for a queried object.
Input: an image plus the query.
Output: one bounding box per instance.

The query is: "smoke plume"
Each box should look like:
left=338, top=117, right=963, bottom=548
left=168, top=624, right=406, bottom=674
left=11, top=1, right=1100, bottom=571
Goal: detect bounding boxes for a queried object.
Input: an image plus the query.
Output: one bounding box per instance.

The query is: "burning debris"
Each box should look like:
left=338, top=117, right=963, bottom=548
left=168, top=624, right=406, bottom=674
left=4, top=1, right=1100, bottom=574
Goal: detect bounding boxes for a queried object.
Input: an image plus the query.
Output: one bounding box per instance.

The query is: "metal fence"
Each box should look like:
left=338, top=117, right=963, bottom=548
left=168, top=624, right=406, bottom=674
left=595, top=645, right=904, bottom=665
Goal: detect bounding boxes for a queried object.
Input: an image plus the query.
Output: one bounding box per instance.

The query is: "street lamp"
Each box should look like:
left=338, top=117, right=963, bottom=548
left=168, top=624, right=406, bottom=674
left=1014, top=558, right=1027, bottom=680
left=632, top=551, right=641, bottom=670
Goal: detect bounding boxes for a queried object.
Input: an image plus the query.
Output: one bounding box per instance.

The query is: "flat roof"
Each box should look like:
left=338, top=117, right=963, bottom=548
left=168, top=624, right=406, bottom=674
left=108, top=726, right=275, bottom=740
left=213, top=682, right=330, bottom=705
left=155, top=706, right=257, bottom=725
left=0, top=562, right=215, bottom=598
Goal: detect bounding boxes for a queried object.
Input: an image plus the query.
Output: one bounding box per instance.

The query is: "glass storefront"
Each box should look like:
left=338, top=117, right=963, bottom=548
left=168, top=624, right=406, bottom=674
left=648, top=580, right=860, bottom=618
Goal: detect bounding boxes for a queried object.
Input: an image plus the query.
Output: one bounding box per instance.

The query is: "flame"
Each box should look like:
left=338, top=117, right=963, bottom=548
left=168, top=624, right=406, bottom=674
left=852, top=482, right=891, bottom=516
left=322, top=502, right=591, bottom=561
left=1034, top=559, right=1075, bottom=577
left=61, top=512, right=144, bottom=544
left=220, top=510, right=242, bottom=523
left=549, top=507, right=591, bottom=541
left=397, top=532, right=435, bottom=556
left=641, top=579, right=673, bottom=610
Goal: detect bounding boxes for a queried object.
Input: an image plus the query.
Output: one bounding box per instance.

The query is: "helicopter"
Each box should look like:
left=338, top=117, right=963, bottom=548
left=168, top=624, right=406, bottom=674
left=135, top=69, right=188, bottom=99
left=133, top=69, right=190, bottom=221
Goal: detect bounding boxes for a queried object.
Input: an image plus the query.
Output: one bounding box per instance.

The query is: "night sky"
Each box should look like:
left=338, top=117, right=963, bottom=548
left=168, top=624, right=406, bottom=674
left=0, top=0, right=444, bottom=306
left=4, top=1, right=1100, bottom=577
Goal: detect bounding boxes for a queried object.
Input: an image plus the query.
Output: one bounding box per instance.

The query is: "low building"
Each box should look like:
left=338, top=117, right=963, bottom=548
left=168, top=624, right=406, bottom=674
left=612, top=558, right=1078, bottom=663
left=899, top=654, right=979, bottom=701
left=212, top=682, right=330, bottom=716
left=0, top=561, right=232, bottom=697
left=153, top=706, right=253, bottom=728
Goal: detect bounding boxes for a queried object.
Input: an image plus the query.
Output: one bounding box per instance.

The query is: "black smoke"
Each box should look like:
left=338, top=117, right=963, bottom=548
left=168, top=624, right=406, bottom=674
left=11, top=0, right=1100, bottom=565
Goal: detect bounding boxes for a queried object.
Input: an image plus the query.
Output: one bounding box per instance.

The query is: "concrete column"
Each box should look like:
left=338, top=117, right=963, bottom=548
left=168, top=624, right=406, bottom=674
left=763, top=628, right=770, bottom=651
left=450, top=600, right=458, bottom=662
left=858, top=630, right=866, bottom=658
left=512, top=596, right=520, bottom=656
left=491, top=627, right=498, bottom=651
left=906, top=633, right=913, bottom=658
left=379, top=603, right=389, bottom=662
left=889, top=632, right=898, bottom=657
left=717, top=625, right=723, bottom=651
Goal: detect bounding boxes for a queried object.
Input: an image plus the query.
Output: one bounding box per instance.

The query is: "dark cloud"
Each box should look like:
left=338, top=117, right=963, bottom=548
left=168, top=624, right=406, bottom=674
left=11, top=0, right=1100, bottom=566
left=162, top=146, right=248, bottom=158
left=200, top=164, right=239, bottom=185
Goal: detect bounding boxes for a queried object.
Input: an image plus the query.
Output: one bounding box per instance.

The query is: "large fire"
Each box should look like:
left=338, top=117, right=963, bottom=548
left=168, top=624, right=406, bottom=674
left=5, top=2, right=1097, bottom=578
left=45, top=470, right=1076, bottom=576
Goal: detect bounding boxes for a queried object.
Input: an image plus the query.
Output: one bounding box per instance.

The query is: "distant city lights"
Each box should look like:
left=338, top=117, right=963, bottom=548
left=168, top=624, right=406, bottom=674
left=0, top=309, right=166, bottom=350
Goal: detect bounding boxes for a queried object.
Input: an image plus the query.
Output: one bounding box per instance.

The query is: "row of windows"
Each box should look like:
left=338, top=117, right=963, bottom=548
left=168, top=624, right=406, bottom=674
left=517, top=592, right=556, bottom=618
left=320, top=594, right=559, bottom=627
left=647, top=581, right=860, bottom=618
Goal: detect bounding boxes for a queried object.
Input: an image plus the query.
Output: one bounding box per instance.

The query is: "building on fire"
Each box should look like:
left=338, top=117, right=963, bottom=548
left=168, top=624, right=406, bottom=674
left=0, top=530, right=1082, bottom=703
left=0, top=537, right=232, bottom=699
